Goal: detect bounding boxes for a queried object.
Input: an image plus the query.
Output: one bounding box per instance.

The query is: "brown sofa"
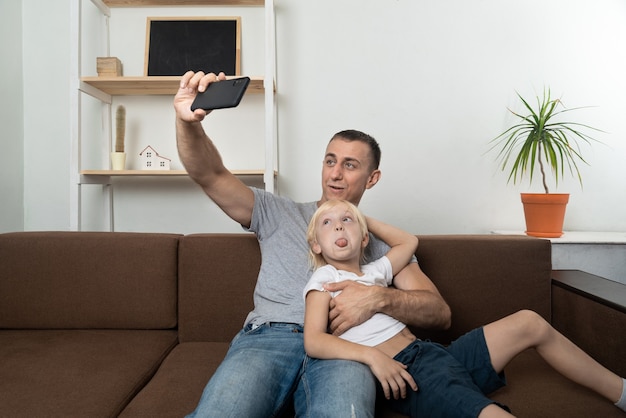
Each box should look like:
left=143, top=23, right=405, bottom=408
left=0, top=231, right=624, bottom=417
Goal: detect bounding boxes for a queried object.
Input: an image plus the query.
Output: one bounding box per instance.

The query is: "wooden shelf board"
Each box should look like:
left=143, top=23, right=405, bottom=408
left=81, top=169, right=266, bottom=176
left=81, top=76, right=265, bottom=95
left=102, top=0, right=263, bottom=6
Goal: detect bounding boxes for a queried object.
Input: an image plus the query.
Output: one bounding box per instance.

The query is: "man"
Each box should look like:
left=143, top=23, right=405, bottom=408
left=176, top=71, right=451, bottom=418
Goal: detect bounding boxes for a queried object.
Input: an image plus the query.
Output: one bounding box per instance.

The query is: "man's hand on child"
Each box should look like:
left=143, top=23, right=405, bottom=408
left=325, top=280, right=381, bottom=335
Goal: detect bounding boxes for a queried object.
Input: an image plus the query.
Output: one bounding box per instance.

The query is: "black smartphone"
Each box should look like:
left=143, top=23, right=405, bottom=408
left=190, top=77, right=251, bottom=111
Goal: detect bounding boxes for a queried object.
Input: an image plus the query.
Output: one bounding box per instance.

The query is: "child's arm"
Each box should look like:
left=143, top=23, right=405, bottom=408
left=304, top=289, right=418, bottom=400
left=365, top=216, right=418, bottom=276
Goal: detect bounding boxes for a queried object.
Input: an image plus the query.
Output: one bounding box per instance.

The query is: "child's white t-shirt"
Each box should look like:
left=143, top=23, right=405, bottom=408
left=303, top=256, right=407, bottom=347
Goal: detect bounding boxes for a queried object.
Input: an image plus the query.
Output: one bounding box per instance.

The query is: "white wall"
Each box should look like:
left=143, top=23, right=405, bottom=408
left=21, top=0, right=71, bottom=231
left=275, top=0, right=626, bottom=234
left=0, top=0, right=24, bottom=232
left=8, top=0, right=626, bottom=235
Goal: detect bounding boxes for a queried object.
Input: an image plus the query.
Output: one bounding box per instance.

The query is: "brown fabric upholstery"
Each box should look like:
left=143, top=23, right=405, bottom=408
left=0, top=232, right=181, bottom=417
left=490, top=350, right=624, bottom=417
left=0, top=329, right=178, bottom=417
left=2, top=232, right=624, bottom=417
left=552, top=275, right=626, bottom=377
left=178, top=233, right=259, bottom=343
left=412, top=235, right=551, bottom=342
left=119, top=342, right=230, bottom=418
left=0, top=232, right=180, bottom=329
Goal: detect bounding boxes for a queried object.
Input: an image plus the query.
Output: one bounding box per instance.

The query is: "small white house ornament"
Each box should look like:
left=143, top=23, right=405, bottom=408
left=139, top=145, right=171, bottom=170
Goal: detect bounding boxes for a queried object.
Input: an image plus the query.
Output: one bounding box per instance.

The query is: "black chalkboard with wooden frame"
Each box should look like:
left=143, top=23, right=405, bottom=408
left=145, top=16, right=241, bottom=76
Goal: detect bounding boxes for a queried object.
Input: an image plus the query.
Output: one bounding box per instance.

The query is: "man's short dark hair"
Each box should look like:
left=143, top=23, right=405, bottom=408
left=330, top=129, right=381, bottom=170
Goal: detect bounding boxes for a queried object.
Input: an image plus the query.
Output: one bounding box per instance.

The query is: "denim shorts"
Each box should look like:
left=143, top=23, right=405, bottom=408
left=385, top=327, right=509, bottom=418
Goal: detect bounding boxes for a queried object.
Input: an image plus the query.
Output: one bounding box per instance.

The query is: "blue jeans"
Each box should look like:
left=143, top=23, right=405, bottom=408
left=186, top=322, right=376, bottom=418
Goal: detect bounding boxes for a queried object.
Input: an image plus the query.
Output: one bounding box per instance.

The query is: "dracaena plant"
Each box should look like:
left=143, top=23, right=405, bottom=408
left=489, top=89, right=603, bottom=193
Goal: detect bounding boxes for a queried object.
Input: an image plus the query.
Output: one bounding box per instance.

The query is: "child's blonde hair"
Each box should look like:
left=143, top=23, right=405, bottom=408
left=306, top=200, right=369, bottom=270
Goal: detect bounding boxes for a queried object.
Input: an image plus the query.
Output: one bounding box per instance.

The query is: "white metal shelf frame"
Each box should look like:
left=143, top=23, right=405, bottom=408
left=70, top=0, right=114, bottom=231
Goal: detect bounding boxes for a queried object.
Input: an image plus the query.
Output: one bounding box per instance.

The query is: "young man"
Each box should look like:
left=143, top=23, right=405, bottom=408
left=175, top=71, right=451, bottom=417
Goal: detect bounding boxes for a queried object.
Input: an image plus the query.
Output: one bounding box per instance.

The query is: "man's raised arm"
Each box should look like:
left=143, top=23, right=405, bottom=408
left=174, top=71, right=255, bottom=227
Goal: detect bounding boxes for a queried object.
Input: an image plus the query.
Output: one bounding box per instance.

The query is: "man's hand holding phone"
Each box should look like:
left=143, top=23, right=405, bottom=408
left=176, top=71, right=245, bottom=123
left=190, top=75, right=250, bottom=111
left=174, top=71, right=220, bottom=123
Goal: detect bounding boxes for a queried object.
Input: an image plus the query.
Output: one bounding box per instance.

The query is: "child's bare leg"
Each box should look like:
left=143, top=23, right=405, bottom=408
left=483, top=310, right=623, bottom=405
left=478, top=404, right=515, bottom=418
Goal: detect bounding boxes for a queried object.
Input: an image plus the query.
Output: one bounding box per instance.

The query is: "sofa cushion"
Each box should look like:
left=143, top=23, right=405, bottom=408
left=0, top=232, right=180, bottom=329
left=122, top=343, right=625, bottom=418
left=490, top=350, right=624, bottom=417
left=0, top=329, right=178, bottom=418
left=413, top=235, right=552, bottom=343
left=178, top=233, right=259, bottom=343
left=119, top=342, right=229, bottom=418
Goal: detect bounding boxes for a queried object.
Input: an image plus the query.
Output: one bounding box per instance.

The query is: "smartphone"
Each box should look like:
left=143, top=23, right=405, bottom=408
left=190, top=77, right=251, bottom=111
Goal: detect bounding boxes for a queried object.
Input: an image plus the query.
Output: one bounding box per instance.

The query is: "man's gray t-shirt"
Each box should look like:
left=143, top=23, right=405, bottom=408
left=243, top=187, right=392, bottom=327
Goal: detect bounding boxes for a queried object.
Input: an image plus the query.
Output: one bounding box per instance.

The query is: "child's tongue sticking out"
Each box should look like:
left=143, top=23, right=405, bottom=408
left=335, top=238, right=348, bottom=248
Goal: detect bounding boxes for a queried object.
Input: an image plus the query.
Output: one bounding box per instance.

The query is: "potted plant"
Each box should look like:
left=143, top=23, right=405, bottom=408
left=489, top=88, right=603, bottom=238
left=111, top=105, right=126, bottom=170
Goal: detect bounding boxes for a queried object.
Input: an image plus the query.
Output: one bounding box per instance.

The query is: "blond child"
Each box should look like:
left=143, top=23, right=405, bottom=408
left=303, top=200, right=626, bottom=417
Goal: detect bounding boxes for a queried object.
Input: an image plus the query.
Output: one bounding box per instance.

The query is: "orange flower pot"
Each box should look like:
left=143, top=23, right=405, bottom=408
left=520, top=193, right=570, bottom=238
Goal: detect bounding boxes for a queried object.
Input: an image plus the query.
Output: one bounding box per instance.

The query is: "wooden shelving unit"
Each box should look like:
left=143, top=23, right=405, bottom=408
left=70, top=0, right=277, bottom=231
left=81, top=169, right=265, bottom=176
left=103, top=0, right=263, bottom=6
left=81, top=75, right=265, bottom=95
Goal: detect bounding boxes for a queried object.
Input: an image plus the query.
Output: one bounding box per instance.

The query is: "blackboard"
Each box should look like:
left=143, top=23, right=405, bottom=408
left=145, top=17, right=241, bottom=76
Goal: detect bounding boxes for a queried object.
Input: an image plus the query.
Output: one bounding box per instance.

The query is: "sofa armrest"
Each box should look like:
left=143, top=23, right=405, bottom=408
left=551, top=270, right=626, bottom=376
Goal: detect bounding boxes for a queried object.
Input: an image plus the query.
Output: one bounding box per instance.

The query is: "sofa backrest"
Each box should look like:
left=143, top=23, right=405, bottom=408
left=178, top=233, right=259, bottom=343
left=176, top=233, right=552, bottom=345
left=413, top=234, right=552, bottom=343
left=1, top=232, right=551, bottom=340
left=0, top=232, right=180, bottom=330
